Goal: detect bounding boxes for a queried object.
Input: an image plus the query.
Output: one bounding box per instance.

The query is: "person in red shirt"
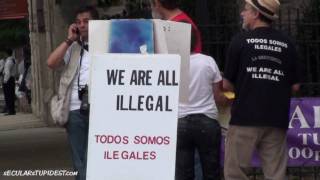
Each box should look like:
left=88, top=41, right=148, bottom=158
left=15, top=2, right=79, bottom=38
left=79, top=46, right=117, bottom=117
left=150, top=0, right=202, bottom=53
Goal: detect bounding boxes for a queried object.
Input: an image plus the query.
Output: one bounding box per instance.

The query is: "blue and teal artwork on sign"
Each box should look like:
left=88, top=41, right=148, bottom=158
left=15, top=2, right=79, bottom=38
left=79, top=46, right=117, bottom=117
left=109, top=19, right=154, bottom=53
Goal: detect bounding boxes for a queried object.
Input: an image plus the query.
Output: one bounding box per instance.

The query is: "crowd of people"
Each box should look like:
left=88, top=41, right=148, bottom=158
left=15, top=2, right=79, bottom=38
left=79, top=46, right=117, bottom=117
left=0, top=46, right=32, bottom=116
left=47, top=0, right=301, bottom=180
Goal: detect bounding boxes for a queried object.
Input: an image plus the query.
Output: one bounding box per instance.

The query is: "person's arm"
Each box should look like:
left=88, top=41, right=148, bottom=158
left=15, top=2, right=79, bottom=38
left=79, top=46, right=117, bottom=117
left=222, top=78, right=234, bottom=92
left=213, top=81, right=231, bottom=106
left=47, top=23, right=78, bottom=69
left=208, top=57, right=232, bottom=106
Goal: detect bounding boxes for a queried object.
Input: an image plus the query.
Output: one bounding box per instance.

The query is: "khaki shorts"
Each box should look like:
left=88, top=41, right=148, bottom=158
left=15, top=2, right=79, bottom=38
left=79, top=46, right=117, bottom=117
left=224, top=125, right=288, bottom=180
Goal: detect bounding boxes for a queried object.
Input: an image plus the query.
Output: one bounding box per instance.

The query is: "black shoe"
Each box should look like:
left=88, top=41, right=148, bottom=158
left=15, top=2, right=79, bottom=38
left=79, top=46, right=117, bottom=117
left=1, top=109, right=7, bottom=113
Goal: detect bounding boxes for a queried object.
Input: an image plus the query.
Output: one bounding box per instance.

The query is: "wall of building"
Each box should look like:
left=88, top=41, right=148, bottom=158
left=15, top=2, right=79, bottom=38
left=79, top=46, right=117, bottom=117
left=28, top=0, right=68, bottom=124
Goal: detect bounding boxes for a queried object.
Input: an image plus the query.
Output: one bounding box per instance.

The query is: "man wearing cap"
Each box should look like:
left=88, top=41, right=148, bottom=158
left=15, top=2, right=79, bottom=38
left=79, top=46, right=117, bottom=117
left=223, top=0, right=301, bottom=179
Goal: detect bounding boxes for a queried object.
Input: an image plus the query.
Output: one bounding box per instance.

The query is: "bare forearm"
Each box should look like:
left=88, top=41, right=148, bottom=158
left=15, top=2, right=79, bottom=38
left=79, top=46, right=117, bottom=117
left=47, top=41, right=70, bottom=69
left=213, top=81, right=231, bottom=106
left=222, top=78, right=234, bottom=92
left=47, top=23, right=79, bottom=69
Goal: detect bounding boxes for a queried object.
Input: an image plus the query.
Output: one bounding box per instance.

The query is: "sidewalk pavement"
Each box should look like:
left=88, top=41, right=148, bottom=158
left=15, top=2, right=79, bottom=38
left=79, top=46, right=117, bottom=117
left=0, top=114, right=75, bottom=180
left=0, top=127, right=75, bottom=180
left=0, top=113, right=46, bottom=131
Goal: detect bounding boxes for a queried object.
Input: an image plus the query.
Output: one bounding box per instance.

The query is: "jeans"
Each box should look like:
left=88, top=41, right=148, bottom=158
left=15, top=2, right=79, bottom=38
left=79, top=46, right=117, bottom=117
left=66, top=110, right=89, bottom=180
left=195, top=149, right=203, bottom=180
left=175, top=114, right=221, bottom=180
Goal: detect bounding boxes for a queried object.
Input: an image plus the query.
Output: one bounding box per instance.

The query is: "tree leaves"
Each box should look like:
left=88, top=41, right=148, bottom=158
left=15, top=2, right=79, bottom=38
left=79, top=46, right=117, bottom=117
left=0, top=19, right=29, bottom=49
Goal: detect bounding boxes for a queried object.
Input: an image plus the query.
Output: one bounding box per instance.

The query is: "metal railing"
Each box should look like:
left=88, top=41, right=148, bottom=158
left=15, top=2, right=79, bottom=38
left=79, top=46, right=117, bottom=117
left=196, top=1, right=320, bottom=179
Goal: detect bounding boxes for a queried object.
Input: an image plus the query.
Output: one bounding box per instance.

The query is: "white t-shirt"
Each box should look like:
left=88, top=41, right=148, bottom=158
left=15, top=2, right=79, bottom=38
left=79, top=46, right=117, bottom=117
left=4, top=56, right=16, bottom=83
left=64, top=46, right=90, bottom=111
left=178, top=53, right=222, bottom=119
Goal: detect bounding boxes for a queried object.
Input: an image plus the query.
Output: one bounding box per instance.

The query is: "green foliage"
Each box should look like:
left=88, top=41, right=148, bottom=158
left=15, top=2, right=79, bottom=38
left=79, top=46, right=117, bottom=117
left=0, top=19, right=29, bottom=49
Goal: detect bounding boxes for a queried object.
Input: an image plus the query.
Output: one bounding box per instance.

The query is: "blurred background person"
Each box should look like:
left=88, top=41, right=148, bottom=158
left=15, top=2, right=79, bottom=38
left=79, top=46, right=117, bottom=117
left=150, top=0, right=202, bottom=53
left=3, top=49, right=16, bottom=115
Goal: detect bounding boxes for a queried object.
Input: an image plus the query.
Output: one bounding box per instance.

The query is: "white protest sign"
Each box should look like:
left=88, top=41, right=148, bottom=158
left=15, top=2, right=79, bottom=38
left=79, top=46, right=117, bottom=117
left=86, top=54, right=180, bottom=180
left=89, top=20, right=190, bottom=104
left=153, top=19, right=191, bottom=103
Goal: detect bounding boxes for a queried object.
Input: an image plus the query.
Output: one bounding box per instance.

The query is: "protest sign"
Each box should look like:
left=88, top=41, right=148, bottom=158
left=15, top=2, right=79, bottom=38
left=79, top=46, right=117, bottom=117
left=86, top=54, right=180, bottom=180
left=89, top=19, right=191, bottom=103
left=287, top=98, right=320, bottom=166
left=220, top=98, right=320, bottom=167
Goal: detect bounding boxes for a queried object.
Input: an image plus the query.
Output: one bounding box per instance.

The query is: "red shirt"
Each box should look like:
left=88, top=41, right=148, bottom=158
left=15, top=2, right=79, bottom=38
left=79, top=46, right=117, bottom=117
left=170, top=12, right=202, bottom=53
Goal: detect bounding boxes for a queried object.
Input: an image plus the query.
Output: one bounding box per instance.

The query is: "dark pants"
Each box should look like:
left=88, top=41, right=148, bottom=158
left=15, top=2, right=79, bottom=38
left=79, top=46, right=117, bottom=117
left=175, top=114, right=221, bottom=180
left=3, top=77, right=15, bottom=114
left=66, top=110, right=89, bottom=180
